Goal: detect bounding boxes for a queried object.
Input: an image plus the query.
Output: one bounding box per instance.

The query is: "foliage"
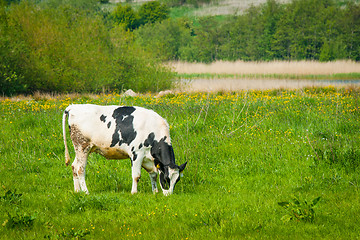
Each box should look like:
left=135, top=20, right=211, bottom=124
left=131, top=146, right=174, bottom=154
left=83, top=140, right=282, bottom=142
left=0, top=65, right=26, bottom=96
left=0, top=190, right=22, bottom=205
left=1, top=87, right=360, bottom=238
left=138, top=1, right=169, bottom=25
left=4, top=211, right=37, bottom=229
left=110, top=1, right=169, bottom=30
left=111, top=4, right=139, bottom=30
left=278, top=196, right=321, bottom=222
left=135, top=18, right=193, bottom=60
left=136, top=0, right=360, bottom=62
left=57, top=228, right=91, bottom=239
left=1, top=189, right=36, bottom=229
left=0, top=0, right=174, bottom=96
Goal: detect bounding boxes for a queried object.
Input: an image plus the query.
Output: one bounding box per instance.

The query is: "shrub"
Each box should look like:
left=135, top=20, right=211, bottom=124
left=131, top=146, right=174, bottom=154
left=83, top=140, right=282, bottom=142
left=0, top=65, right=27, bottom=96
left=0, top=1, right=174, bottom=95
left=135, top=18, right=193, bottom=61
left=138, top=1, right=169, bottom=25
left=111, top=4, right=139, bottom=30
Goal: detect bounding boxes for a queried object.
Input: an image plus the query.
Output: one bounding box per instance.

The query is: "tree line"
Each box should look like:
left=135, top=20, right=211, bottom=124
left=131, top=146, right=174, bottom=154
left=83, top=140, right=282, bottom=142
left=135, top=0, right=360, bottom=62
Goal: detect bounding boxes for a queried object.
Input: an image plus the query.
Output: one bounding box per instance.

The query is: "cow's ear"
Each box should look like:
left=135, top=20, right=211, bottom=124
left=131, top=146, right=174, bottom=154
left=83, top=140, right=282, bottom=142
left=179, top=162, right=187, bottom=172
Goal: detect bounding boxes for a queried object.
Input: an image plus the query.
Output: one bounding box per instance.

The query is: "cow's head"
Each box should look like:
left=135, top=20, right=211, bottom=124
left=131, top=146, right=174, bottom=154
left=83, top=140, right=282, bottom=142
left=150, top=136, right=187, bottom=196
left=158, top=162, right=187, bottom=196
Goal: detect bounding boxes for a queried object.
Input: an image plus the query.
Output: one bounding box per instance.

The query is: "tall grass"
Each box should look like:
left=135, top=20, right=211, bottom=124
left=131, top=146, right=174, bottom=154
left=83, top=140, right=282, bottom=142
left=170, top=60, right=360, bottom=75
left=1, top=87, right=360, bottom=239
left=169, top=60, right=360, bottom=75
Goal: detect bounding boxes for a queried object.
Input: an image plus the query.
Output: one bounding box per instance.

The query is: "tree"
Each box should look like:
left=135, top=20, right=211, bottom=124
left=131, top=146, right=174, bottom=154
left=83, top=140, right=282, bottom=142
left=111, top=4, right=139, bottom=30
left=135, top=18, right=193, bottom=61
left=138, top=1, right=169, bottom=25
left=341, top=2, right=360, bottom=61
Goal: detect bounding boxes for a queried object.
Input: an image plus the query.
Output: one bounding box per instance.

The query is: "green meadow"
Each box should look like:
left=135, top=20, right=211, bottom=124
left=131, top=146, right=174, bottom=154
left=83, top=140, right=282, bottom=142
left=1, top=87, right=360, bottom=239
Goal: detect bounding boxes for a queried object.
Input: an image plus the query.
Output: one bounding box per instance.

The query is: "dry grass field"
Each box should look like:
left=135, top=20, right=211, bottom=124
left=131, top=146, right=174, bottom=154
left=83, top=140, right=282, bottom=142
left=170, top=60, right=360, bottom=75
left=170, top=60, right=360, bottom=91
left=181, top=78, right=360, bottom=92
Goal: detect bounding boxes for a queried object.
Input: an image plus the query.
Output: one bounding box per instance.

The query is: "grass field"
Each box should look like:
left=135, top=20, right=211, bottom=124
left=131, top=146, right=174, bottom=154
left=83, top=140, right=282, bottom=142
left=1, top=87, right=360, bottom=239
left=170, top=60, right=360, bottom=75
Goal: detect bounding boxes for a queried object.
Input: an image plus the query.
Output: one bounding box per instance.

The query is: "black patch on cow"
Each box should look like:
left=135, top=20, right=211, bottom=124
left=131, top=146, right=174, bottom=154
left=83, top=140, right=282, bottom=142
left=110, top=107, right=137, bottom=147
left=150, top=137, right=176, bottom=171
left=144, top=132, right=155, bottom=147
left=138, top=143, right=143, bottom=149
left=160, top=171, right=170, bottom=190
left=107, top=121, right=111, bottom=128
left=132, top=151, right=138, bottom=161
left=100, top=114, right=107, bottom=123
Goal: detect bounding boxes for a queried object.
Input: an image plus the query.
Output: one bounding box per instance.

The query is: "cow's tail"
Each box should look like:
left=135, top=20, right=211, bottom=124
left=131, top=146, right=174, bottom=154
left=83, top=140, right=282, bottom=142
left=62, top=108, right=71, bottom=166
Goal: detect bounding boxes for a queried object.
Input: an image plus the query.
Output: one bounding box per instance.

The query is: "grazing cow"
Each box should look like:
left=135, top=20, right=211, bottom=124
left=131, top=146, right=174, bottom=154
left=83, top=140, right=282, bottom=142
left=62, top=104, right=187, bottom=196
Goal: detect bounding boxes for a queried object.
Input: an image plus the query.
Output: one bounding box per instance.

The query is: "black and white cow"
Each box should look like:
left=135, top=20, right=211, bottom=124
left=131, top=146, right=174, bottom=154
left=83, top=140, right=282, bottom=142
left=62, top=104, right=187, bottom=196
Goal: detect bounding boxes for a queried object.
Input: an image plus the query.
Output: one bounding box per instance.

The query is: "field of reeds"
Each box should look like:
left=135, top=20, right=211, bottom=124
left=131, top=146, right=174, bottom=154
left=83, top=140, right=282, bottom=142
left=173, top=60, right=360, bottom=92
left=171, top=60, right=360, bottom=75
left=1, top=87, right=360, bottom=239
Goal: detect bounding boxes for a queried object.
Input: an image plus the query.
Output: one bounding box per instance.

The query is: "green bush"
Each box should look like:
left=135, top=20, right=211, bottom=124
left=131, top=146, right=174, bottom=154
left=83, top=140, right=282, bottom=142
left=0, top=65, right=27, bottom=96
left=135, top=18, right=193, bottom=60
left=138, top=1, right=169, bottom=25
left=0, top=1, right=174, bottom=96
left=110, top=1, right=169, bottom=30
left=111, top=4, right=139, bottom=30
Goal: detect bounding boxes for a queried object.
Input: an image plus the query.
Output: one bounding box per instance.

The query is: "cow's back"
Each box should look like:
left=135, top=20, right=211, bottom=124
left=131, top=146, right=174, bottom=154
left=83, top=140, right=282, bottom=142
left=66, top=104, right=171, bottom=154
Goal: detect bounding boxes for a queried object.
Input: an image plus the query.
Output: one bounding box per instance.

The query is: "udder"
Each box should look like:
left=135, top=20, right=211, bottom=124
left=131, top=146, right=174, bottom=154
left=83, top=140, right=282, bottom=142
left=92, top=146, right=129, bottom=160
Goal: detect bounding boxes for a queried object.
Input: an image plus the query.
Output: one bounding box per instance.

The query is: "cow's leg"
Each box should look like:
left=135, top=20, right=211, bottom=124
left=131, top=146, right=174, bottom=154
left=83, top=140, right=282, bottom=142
left=149, top=172, right=158, bottom=194
left=71, top=151, right=89, bottom=194
left=142, top=158, right=158, bottom=194
left=131, top=153, right=145, bottom=194
left=70, top=125, right=90, bottom=194
left=71, top=158, right=81, bottom=192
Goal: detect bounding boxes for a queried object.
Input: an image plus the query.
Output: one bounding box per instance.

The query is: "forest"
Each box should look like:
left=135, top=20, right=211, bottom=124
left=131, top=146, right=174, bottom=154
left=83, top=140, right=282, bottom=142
left=0, top=0, right=359, bottom=95
left=135, top=0, right=360, bottom=62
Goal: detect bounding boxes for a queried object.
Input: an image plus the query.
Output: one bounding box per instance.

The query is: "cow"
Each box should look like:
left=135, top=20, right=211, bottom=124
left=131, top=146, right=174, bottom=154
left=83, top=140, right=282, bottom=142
left=62, top=104, right=187, bottom=196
